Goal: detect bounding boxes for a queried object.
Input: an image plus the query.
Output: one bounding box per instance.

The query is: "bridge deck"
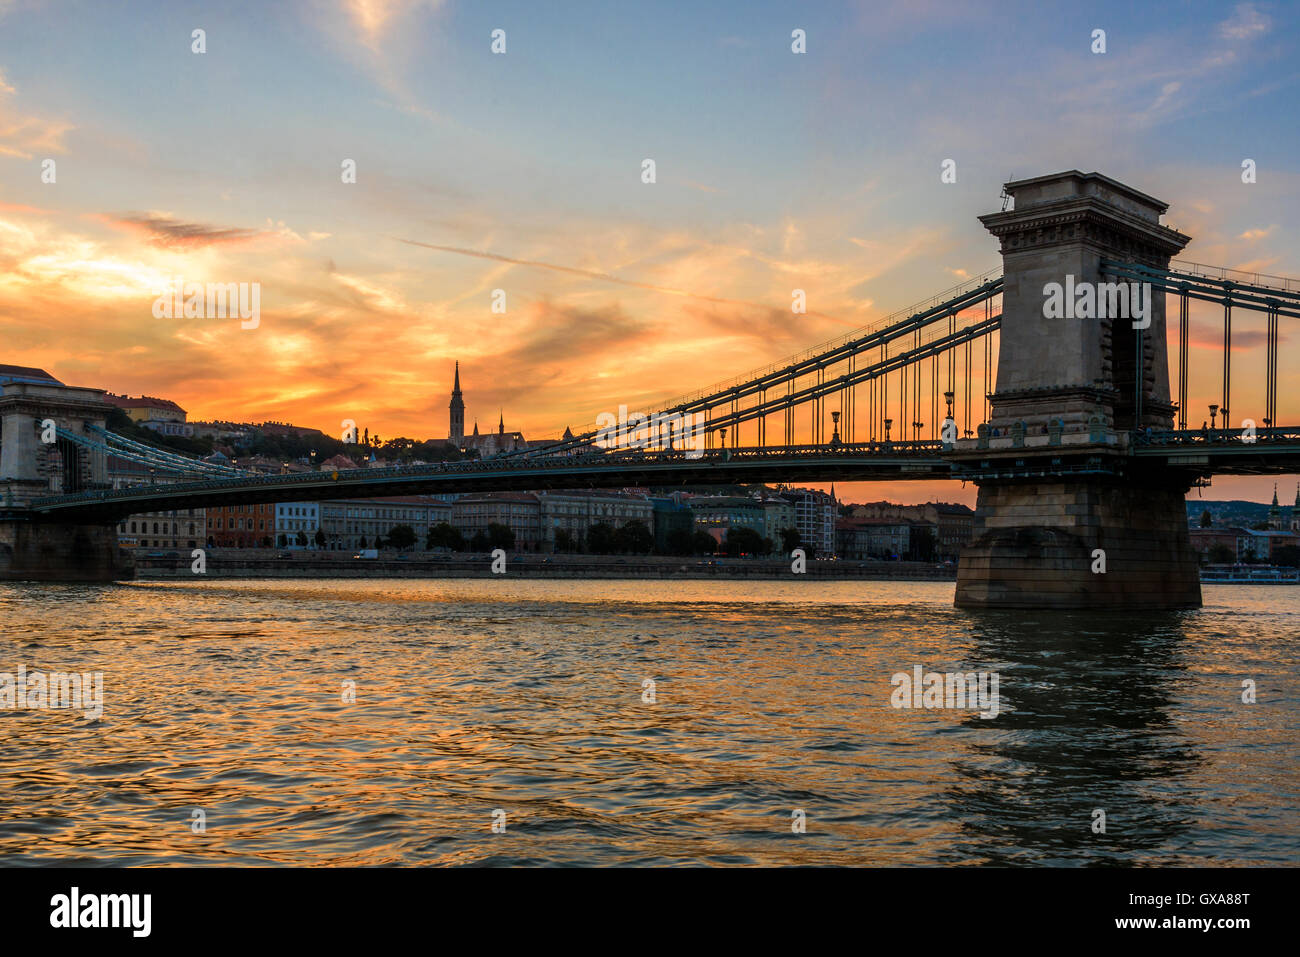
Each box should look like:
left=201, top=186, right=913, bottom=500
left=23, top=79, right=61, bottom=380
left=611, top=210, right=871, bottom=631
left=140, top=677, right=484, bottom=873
left=20, top=429, right=1300, bottom=522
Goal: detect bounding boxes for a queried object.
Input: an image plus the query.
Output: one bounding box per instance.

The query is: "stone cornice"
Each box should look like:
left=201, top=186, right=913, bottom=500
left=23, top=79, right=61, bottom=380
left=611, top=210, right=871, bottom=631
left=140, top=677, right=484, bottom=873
left=979, top=198, right=1190, bottom=261
left=992, top=385, right=1120, bottom=403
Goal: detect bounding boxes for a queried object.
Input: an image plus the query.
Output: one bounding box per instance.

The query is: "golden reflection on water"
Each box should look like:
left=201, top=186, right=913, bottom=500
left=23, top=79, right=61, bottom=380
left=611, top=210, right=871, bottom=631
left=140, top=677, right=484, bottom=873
left=0, top=579, right=1296, bottom=865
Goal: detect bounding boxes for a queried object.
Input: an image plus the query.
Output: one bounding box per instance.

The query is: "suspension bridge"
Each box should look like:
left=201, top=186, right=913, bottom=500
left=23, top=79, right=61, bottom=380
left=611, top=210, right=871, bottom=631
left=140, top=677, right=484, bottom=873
left=3, top=170, right=1298, bottom=608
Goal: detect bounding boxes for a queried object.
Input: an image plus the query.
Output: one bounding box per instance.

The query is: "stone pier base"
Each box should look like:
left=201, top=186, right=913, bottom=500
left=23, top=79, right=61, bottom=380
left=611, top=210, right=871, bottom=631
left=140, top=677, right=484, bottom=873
left=955, top=480, right=1201, bottom=609
left=0, top=520, right=134, bottom=582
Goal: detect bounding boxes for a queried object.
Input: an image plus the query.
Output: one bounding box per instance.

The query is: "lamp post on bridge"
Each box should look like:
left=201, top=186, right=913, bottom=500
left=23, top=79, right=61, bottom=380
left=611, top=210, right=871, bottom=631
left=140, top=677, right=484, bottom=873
left=884, top=418, right=892, bottom=443
left=1209, top=404, right=1218, bottom=431
left=830, top=410, right=841, bottom=446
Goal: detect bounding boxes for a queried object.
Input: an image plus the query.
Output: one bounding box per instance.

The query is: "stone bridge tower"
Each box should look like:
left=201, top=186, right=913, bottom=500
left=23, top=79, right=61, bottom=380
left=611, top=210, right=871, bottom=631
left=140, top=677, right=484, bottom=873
left=0, top=371, right=129, bottom=580
left=953, top=172, right=1201, bottom=609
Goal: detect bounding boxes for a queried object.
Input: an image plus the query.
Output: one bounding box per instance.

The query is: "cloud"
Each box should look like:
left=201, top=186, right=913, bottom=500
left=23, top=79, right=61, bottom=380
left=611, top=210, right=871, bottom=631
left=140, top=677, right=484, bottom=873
left=102, top=213, right=283, bottom=249
left=1218, top=3, right=1271, bottom=41
left=343, top=0, right=444, bottom=51
left=330, top=270, right=408, bottom=314
left=0, top=201, right=50, bottom=214
left=398, top=238, right=853, bottom=324
left=1237, top=226, right=1277, bottom=241
left=1148, top=81, right=1182, bottom=115
left=306, top=0, right=447, bottom=122
left=0, top=70, right=73, bottom=158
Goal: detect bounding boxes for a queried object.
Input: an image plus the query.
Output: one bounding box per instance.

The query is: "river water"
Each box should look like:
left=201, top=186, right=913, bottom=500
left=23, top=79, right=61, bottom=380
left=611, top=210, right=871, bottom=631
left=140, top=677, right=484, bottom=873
left=0, top=579, right=1295, bottom=866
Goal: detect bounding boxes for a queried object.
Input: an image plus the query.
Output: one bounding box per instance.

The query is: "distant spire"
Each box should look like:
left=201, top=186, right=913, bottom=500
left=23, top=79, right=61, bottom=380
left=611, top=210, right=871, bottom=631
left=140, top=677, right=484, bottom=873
left=1273, top=482, right=1279, bottom=506
left=449, top=361, right=465, bottom=446
left=1294, top=482, right=1299, bottom=508
left=499, top=409, right=504, bottom=435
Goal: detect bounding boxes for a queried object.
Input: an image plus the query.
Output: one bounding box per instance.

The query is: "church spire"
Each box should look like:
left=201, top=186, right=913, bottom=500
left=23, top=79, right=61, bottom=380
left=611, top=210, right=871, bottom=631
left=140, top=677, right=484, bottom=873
left=448, top=362, right=466, bottom=447
left=498, top=409, right=504, bottom=435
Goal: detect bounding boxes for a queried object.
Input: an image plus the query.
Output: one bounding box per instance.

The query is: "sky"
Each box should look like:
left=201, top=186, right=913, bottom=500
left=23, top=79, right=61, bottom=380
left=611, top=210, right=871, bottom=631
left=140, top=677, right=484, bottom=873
left=1, top=0, right=1297, bottom=505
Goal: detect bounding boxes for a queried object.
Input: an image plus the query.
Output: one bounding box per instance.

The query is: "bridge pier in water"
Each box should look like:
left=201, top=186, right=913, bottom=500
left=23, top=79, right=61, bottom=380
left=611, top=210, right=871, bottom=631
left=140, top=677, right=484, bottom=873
left=955, top=479, right=1201, bottom=609
left=0, top=519, right=132, bottom=582
left=954, top=171, right=1201, bottom=609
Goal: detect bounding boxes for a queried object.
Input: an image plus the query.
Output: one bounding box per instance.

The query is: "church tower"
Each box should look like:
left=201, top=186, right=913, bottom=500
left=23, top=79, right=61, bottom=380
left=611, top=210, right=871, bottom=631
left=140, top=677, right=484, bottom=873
left=449, top=362, right=465, bottom=447
left=1269, top=483, right=1281, bottom=529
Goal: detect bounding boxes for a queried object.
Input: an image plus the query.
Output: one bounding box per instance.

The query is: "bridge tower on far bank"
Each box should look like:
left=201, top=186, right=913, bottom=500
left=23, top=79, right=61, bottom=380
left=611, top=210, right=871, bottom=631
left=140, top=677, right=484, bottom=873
left=953, top=171, right=1201, bottom=609
left=0, top=369, right=129, bottom=581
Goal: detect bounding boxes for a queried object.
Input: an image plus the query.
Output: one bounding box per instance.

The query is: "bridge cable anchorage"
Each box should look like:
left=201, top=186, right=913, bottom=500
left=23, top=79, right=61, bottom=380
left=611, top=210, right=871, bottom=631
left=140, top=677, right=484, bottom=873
left=504, top=273, right=1002, bottom=459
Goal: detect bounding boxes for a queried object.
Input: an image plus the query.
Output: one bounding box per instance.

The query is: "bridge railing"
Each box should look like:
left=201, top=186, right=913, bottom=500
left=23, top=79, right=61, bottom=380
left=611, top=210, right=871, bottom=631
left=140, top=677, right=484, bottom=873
left=1132, top=426, right=1300, bottom=447
left=1168, top=260, right=1300, bottom=296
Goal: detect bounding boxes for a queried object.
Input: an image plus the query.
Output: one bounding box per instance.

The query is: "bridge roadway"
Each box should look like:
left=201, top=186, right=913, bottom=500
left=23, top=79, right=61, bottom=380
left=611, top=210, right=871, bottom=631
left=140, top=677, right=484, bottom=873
left=23, top=442, right=952, bottom=522
left=17, top=428, right=1300, bottom=523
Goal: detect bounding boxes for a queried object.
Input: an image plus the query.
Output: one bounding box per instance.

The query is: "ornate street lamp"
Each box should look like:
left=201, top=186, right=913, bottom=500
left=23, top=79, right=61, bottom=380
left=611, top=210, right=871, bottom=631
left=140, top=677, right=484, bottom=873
left=1209, top=404, right=1218, bottom=429
left=884, top=418, right=893, bottom=442
left=830, top=410, right=841, bottom=445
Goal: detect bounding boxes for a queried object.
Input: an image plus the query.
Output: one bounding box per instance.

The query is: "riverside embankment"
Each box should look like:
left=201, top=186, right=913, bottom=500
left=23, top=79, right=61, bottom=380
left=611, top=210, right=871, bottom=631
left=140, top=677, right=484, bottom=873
left=131, top=549, right=957, bottom=580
